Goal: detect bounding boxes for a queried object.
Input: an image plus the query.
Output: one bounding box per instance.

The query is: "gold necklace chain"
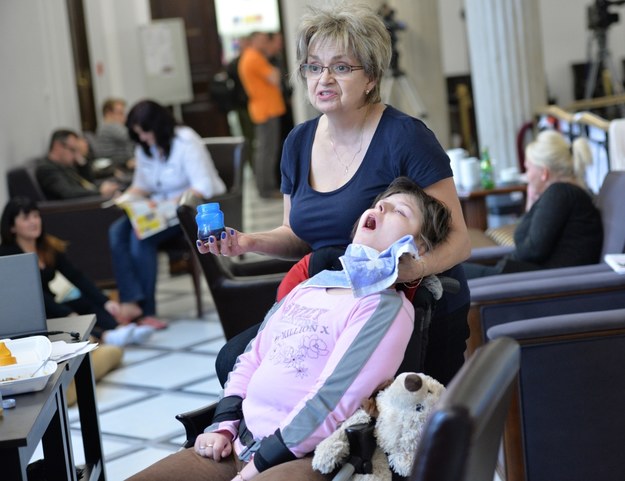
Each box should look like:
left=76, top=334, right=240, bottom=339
left=328, top=106, right=371, bottom=175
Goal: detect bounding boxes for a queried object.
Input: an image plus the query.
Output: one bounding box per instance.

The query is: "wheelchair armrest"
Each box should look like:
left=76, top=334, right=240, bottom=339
left=175, top=402, right=218, bottom=449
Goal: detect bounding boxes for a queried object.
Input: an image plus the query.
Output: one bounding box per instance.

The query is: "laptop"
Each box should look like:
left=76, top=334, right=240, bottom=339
left=0, top=252, right=48, bottom=339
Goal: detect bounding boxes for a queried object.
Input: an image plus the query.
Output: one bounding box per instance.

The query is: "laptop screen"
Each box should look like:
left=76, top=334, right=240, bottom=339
left=0, top=252, right=48, bottom=339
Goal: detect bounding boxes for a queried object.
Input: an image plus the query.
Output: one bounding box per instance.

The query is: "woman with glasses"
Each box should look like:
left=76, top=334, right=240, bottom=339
left=201, top=2, right=471, bottom=387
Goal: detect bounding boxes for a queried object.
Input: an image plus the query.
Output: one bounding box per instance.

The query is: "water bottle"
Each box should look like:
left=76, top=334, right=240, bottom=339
left=196, top=202, right=225, bottom=242
left=480, top=146, right=495, bottom=190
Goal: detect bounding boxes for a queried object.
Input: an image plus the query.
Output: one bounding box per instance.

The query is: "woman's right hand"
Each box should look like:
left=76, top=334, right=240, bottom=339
left=196, top=228, right=249, bottom=257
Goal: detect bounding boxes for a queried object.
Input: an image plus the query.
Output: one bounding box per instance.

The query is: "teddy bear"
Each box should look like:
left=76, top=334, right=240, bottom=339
left=312, top=372, right=445, bottom=481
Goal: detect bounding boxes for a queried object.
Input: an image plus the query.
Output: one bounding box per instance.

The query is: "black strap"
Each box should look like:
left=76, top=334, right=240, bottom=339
left=308, top=245, right=347, bottom=277
left=238, top=416, right=255, bottom=447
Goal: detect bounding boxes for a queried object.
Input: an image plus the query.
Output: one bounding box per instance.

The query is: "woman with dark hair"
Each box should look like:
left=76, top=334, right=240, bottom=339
left=0, top=196, right=152, bottom=346
left=109, top=99, right=226, bottom=327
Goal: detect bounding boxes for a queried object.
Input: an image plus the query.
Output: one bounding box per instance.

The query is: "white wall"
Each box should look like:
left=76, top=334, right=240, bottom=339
left=0, top=0, right=80, bottom=206
left=84, top=0, right=151, bottom=123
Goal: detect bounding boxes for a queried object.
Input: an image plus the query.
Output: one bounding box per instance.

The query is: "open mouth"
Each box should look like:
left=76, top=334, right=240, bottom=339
left=364, top=214, right=377, bottom=230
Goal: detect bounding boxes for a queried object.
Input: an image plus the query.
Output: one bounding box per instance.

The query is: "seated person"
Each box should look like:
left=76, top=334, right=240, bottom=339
left=0, top=196, right=153, bottom=346
left=109, top=99, right=227, bottom=328
left=463, top=130, right=603, bottom=279
left=92, top=97, right=136, bottom=181
left=36, top=128, right=120, bottom=200
left=128, top=177, right=451, bottom=481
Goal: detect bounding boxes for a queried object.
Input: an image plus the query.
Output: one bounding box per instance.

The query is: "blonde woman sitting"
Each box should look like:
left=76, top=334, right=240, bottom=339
left=464, top=130, right=602, bottom=278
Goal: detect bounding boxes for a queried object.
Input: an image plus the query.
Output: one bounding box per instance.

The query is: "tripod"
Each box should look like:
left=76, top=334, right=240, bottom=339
left=381, top=72, right=428, bottom=118
left=584, top=27, right=625, bottom=107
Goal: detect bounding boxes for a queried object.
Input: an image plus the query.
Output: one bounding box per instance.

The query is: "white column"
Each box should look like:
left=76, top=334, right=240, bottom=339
left=392, top=0, right=450, bottom=146
left=465, top=0, right=547, bottom=177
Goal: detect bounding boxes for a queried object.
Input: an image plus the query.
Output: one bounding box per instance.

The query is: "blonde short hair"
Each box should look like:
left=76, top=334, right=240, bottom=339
left=294, top=1, right=391, bottom=105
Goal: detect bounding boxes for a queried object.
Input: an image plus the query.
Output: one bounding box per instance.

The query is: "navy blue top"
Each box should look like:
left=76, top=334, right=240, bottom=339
left=280, top=105, right=469, bottom=313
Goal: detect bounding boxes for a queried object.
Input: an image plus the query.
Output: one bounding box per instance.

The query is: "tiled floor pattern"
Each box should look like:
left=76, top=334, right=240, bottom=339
left=29, top=164, right=503, bottom=480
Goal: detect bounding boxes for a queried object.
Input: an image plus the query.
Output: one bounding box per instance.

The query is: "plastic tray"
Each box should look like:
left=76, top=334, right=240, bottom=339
left=0, top=360, right=57, bottom=395
left=0, top=336, right=56, bottom=395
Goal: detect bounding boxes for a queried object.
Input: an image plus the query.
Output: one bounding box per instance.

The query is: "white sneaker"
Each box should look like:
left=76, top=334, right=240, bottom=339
left=131, top=325, right=155, bottom=344
left=103, top=324, right=136, bottom=346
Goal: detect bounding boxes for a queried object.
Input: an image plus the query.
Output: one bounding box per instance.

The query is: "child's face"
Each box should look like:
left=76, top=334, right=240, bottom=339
left=352, top=193, right=423, bottom=252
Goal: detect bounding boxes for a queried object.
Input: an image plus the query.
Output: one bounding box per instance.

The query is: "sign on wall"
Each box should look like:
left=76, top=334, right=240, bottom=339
left=139, top=18, right=193, bottom=106
left=214, top=0, right=280, bottom=36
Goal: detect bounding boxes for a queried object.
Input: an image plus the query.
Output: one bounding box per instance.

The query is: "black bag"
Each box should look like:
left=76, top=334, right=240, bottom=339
left=209, top=71, right=237, bottom=114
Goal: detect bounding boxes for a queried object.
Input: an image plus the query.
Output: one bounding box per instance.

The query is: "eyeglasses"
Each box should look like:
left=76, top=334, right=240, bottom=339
left=299, top=63, right=364, bottom=79
left=61, top=142, right=80, bottom=154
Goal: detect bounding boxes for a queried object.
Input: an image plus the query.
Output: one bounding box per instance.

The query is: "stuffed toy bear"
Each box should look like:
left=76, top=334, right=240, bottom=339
left=312, top=372, right=445, bottom=481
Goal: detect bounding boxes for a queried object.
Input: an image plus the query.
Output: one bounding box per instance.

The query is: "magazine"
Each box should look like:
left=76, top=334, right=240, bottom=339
left=604, top=253, right=625, bottom=275
left=103, top=193, right=179, bottom=240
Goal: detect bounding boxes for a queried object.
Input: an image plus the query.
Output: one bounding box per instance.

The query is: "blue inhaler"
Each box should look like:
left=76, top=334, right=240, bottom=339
left=196, top=202, right=225, bottom=242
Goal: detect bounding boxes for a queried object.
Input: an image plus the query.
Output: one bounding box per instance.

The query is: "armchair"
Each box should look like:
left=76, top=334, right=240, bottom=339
left=176, top=195, right=288, bottom=340
left=466, top=265, right=625, bottom=355
left=6, top=161, right=123, bottom=286
left=409, top=337, right=520, bottom=481
left=487, top=308, right=625, bottom=481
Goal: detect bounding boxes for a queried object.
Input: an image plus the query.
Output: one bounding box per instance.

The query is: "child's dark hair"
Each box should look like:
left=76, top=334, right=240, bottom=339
left=372, top=177, right=451, bottom=252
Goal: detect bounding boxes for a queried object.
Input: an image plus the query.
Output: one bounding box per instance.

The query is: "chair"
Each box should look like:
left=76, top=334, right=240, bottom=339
left=174, top=276, right=462, bottom=450
left=466, top=264, right=625, bottom=355
left=408, top=337, right=520, bottom=481
left=155, top=136, right=252, bottom=318
left=176, top=195, right=290, bottom=340
left=487, top=309, right=625, bottom=481
left=175, top=340, right=519, bottom=481
left=6, top=161, right=123, bottom=286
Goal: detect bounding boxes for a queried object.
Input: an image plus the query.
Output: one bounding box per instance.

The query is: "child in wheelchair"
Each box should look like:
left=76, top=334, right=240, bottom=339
left=128, top=177, right=451, bottom=481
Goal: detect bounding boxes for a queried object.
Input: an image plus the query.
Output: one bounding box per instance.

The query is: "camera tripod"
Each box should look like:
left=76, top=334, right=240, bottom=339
left=381, top=72, right=428, bottom=118
left=584, top=26, right=625, bottom=101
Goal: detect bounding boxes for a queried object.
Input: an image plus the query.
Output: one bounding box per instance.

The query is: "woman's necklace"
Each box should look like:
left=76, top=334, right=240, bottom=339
left=328, top=106, right=371, bottom=175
